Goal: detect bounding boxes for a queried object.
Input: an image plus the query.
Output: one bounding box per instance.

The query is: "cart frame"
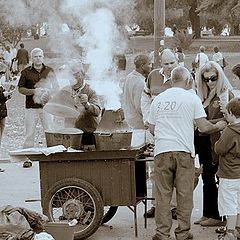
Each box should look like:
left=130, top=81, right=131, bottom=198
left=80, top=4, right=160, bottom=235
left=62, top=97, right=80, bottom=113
left=27, top=149, right=148, bottom=239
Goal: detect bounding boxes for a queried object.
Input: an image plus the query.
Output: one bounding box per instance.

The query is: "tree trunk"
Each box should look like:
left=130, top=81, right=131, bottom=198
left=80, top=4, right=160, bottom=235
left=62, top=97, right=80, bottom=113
left=233, top=24, right=240, bottom=35
left=189, top=1, right=201, bottom=38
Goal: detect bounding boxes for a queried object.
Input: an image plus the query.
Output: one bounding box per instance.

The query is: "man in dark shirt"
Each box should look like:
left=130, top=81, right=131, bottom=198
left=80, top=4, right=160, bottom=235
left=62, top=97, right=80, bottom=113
left=15, top=43, right=29, bottom=72
left=18, top=48, right=57, bottom=157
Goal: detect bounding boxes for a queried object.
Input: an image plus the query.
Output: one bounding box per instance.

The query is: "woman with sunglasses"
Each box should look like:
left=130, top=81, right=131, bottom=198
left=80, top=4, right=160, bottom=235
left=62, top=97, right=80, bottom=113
left=194, top=61, right=234, bottom=227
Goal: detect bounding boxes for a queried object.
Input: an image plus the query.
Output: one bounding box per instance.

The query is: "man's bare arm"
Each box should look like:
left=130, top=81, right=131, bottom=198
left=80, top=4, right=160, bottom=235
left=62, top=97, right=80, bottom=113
left=195, top=117, right=227, bottom=134
left=18, top=87, right=35, bottom=96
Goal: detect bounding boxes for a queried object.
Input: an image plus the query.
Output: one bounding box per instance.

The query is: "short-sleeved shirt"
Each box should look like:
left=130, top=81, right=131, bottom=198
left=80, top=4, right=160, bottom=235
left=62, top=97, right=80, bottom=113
left=18, top=64, right=54, bottom=108
left=195, top=52, right=209, bottom=68
left=148, top=87, right=206, bottom=157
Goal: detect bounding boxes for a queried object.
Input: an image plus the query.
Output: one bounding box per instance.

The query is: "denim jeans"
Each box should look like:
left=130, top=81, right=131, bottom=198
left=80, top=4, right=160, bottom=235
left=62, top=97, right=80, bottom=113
left=154, top=151, right=195, bottom=240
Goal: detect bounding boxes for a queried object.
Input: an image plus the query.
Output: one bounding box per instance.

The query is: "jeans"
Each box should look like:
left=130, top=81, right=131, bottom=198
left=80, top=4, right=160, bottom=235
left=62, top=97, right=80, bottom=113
left=154, top=151, right=195, bottom=240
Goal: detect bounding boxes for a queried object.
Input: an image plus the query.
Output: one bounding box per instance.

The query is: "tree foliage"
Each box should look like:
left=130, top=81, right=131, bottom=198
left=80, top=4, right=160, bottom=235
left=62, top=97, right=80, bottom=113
left=198, top=0, right=240, bottom=35
left=173, top=30, right=194, bottom=50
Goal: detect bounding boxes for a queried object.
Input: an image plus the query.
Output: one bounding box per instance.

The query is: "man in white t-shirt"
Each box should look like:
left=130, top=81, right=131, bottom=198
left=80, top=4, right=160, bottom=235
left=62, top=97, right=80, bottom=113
left=195, top=45, right=209, bottom=69
left=149, top=66, right=227, bottom=240
left=212, top=46, right=224, bottom=69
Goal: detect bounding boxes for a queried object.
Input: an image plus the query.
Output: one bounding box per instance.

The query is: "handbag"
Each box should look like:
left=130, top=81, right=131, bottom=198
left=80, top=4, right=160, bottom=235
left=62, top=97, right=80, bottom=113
left=222, top=57, right=228, bottom=68
left=192, top=53, right=199, bottom=69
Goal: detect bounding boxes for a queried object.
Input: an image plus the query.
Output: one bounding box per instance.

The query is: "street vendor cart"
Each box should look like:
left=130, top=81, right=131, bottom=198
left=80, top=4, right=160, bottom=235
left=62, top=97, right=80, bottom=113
left=27, top=148, right=148, bottom=240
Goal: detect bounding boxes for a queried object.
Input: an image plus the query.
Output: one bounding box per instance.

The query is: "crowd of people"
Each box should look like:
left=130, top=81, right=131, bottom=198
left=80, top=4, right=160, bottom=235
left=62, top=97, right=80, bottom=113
left=0, top=41, right=239, bottom=240
left=122, top=47, right=240, bottom=240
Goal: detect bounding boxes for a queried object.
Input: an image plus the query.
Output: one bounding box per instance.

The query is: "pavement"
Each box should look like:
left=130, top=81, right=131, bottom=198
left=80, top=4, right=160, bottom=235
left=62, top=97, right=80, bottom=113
left=0, top=158, right=222, bottom=240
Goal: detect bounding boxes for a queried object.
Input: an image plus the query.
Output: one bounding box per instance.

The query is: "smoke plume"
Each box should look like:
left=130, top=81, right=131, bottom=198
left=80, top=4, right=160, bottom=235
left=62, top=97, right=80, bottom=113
left=1, top=0, right=135, bottom=109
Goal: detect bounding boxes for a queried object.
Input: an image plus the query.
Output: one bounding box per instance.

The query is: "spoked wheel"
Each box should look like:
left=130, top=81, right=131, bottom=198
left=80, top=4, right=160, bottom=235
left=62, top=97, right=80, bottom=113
left=102, top=206, right=118, bottom=224
left=43, top=178, right=104, bottom=240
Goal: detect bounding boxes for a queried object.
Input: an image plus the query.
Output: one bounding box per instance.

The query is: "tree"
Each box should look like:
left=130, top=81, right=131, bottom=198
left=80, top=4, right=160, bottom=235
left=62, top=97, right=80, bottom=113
left=173, top=30, right=194, bottom=50
left=133, top=0, right=154, bottom=34
left=189, top=1, right=201, bottom=38
left=198, top=0, right=240, bottom=35
left=0, top=20, right=27, bottom=47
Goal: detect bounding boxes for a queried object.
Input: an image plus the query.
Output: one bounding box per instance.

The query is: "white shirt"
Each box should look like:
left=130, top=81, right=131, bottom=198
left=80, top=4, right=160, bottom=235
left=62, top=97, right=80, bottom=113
left=3, top=51, right=13, bottom=64
left=122, top=70, right=145, bottom=128
left=195, top=52, right=209, bottom=68
left=148, top=87, right=206, bottom=157
left=213, top=52, right=223, bottom=63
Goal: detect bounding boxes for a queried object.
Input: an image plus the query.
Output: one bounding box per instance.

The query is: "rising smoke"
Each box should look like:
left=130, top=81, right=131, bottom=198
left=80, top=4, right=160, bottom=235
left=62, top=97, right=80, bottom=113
left=1, top=0, right=135, bottom=110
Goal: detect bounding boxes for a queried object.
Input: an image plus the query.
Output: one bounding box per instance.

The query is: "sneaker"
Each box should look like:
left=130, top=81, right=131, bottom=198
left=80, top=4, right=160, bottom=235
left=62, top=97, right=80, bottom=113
left=0, top=168, right=5, bottom=172
left=152, top=234, right=173, bottom=240
left=186, top=232, right=193, bottom=239
left=23, top=160, right=32, bottom=168
left=194, top=216, right=208, bottom=224
left=200, top=218, right=226, bottom=227
left=144, top=207, right=155, bottom=218
left=216, top=226, right=227, bottom=234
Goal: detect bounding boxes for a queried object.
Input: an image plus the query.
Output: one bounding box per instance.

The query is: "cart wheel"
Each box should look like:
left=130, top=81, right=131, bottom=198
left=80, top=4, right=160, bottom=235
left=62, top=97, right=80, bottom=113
left=43, top=178, right=104, bottom=240
left=102, top=206, right=118, bottom=224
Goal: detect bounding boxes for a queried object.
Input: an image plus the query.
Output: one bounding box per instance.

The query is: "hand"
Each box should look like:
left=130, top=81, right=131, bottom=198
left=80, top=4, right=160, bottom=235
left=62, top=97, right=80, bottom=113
left=144, top=121, right=150, bottom=130
left=79, top=94, right=88, bottom=106
left=34, top=88, right=50, bottom=105
left=34, top=87, right=43, bottom=96
left=41, top=91, right=50, bottom=105
left=3, top=90, right=13, bottom=98
left=218, top=100, right=227, bottom=114
left=215, top=120, right=227, bottom=131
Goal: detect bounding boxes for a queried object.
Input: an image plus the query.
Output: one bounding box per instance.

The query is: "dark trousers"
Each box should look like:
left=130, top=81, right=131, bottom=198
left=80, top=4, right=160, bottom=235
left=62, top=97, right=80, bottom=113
left=81, top=132, right=95, bottom=145
left=194, top=131, right=221, bottom=220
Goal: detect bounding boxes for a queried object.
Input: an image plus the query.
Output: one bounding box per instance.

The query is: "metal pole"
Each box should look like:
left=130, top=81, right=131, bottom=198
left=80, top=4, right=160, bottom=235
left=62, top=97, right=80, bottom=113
left=154, top=0, right=165, bottom=68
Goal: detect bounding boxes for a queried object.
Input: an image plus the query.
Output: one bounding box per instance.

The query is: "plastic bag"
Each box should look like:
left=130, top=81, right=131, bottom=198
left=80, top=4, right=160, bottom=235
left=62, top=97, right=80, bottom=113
left=222, top=57, right=228, bottom=68
left=34, top=232, right=54, bottom=240
left=0, top=205, right=48, bottom=240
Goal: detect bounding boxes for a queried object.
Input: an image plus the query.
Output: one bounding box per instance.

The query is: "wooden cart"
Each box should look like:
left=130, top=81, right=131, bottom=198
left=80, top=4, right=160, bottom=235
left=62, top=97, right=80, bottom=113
left=27, top=149, right=148, bottom=239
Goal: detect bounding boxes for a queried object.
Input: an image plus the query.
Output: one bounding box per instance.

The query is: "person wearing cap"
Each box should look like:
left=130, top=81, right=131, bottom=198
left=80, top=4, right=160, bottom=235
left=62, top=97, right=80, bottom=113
left=149, top=66, right=227, bottom=240
left=18, top=47, right=57, bottom=167
left=122, top=54, right=151, bottom=129
left=63, top=60, right=101, bottom=145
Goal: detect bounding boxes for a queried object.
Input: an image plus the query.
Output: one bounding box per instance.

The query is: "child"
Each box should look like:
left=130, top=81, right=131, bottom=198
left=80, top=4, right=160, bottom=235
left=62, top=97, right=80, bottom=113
left=215, top=97, right=240, bottom=239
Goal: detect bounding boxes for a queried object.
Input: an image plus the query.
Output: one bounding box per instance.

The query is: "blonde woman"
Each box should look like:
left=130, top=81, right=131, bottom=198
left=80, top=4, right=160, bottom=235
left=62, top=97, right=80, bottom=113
left=194, top=61, right=234, bottom=227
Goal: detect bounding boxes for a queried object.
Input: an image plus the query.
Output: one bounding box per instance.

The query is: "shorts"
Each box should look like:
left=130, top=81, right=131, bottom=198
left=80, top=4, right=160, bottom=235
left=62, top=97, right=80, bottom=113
left=218, top=178, right=240, bottom=216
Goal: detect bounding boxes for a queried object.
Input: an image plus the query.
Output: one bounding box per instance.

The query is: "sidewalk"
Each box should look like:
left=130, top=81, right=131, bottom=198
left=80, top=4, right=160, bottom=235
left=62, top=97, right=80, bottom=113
left=0, top=160, right=221, bottom=240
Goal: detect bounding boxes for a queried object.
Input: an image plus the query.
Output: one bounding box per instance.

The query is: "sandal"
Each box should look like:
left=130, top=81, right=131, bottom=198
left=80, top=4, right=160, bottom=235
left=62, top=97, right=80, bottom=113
left=216, top=226, right=227, bottom=234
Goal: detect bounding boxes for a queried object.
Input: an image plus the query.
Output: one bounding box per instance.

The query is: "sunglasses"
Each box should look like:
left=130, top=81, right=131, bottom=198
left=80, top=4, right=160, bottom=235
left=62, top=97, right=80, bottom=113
left=202, top=75, right=218, bottom=83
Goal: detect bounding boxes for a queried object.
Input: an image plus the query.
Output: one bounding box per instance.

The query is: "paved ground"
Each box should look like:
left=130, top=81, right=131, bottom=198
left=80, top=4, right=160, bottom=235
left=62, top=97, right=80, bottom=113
left=0, top=159, right=222, bottom=240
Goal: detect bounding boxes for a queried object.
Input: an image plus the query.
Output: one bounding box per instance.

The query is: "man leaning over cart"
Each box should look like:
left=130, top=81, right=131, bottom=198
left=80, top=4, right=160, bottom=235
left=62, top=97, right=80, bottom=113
left=62, top=60, right=101, bottom=145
